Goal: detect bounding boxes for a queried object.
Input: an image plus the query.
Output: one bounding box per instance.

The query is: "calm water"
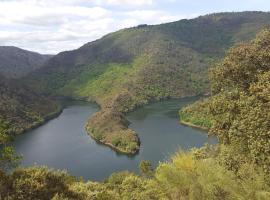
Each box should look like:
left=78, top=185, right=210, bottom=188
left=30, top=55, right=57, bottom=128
left=13, top=97, right=216, bottom=181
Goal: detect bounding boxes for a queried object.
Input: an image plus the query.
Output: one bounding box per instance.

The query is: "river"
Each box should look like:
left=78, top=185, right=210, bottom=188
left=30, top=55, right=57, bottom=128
left=13, top=97, right=216, bottom=181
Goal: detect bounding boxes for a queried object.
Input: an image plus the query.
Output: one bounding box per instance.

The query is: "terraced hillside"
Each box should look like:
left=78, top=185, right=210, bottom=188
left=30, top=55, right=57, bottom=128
left=26, top=11, right=270, bottom=153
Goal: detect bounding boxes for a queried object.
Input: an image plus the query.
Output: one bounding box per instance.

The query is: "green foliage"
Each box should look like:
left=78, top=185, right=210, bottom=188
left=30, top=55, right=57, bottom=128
left=0, top=167, right=80, bottom=200
left=155, top=151, right=270, bottom=200
left=210, top=28, right=270, bottom=93
left=139, top=160, right=153, bottom=178
left=1, top=151, right=269, bottom=200
left=0, top=75, right=61, bottom=138
left=106, top=171, right=132, bottom=186
left=179, top=28, right=270, bottom=173
left=180, top=100, right=213, bottom=129
left=90, top=129, right=104, bottom=141
left=59, top=63, right=134, bottom=102
left=86, top=106, right=140, bottom=154
left=111, top=137, right=122, bottom=147
left=0, top=119, right=12, bottom=144
left=0, top=146, right=21, bottom=172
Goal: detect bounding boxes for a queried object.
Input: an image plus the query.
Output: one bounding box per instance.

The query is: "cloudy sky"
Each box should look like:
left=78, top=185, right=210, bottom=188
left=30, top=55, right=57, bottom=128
left=0, top=0, right=269, bottom=54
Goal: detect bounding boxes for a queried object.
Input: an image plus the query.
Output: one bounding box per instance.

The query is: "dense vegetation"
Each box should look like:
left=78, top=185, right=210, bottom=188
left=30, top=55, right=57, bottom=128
left=0, top=75, right=61, bottom=138
left=180, top=29, right=270, bottom=173
left=0, top=46, right=52, bottom=78
left=0, top=47, right=61, bottom=170
left=1, top=148, right=269, bottom=200
left=25, top=11, right=270, bottom=153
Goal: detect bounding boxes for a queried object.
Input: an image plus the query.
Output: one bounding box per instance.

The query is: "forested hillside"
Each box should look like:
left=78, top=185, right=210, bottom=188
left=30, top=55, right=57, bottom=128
left=180, top=28, right=270, bottom=173
left=0, top=75, right=61, bottom=140
left=0, top=46, right=52, bottom=78
left=26, top=11, right=270, bottom=153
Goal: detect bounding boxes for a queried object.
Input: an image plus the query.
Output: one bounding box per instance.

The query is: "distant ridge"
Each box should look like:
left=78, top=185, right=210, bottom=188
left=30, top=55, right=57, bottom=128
left=0, top=46, right=52, bottom=78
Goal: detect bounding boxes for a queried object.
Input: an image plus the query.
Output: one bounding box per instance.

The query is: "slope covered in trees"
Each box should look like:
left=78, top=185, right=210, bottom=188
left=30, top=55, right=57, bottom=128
left=26, top=11, right=270, bottom=153
left=180, top=28, right=270, bottom=173
left=0, top=46, right=52, bottom=78
left=0, top=75, right=61, bottom=140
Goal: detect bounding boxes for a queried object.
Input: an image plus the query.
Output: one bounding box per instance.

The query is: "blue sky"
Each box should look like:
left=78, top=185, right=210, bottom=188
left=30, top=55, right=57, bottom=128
left=0, top=0, right=269, bottom=54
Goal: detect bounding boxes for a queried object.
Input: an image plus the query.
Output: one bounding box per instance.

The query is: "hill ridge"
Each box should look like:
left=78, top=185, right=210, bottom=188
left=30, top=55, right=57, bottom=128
left=0, top=46, right=52, bottom=78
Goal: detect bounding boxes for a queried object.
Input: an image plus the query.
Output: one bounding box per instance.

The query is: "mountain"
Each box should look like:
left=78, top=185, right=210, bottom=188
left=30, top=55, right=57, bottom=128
left=0, top=46, right=52, bottom=78
left=0, top=75, right=61, bottom=141
left=26, top=11, right=270, bottom=153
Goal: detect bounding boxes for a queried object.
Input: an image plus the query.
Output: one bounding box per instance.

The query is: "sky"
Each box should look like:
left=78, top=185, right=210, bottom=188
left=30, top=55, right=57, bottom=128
left=0, top=0, right=269, bottom=54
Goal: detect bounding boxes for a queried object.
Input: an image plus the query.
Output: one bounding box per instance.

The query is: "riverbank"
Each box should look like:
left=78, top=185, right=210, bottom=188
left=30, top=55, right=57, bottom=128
left=13, top=97, right=215, bottom=180
left=85, top=119, right=140, bottom=155
left=87, top=128, right=140, bottom=155
left=21, top=104, right=63, bottom=134
left=178, top=98, right=213, bottom=133
left=180, top=119, right=209, bottom=131
left=1, top=101, right=63, bottom=141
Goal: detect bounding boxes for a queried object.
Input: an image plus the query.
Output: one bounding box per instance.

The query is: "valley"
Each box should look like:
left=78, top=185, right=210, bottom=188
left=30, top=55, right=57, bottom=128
left=23, top=11, right=270, bottom=153
left=0, top=10, right=269, bottom=200
left=13, top=97, right=216, bottom=181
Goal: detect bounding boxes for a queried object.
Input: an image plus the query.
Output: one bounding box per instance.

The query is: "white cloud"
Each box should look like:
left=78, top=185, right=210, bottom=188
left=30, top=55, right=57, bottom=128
left=0, top=2, right=109, bottom=26
left=125, top=10, right=177, bottom=24
left=0, top=0, right=188, bottom=53
left=13, top=0, right=155, bottom=7
left=106, top=0, right=153, bottom=6
left=117, top=18, right=139, bottom=29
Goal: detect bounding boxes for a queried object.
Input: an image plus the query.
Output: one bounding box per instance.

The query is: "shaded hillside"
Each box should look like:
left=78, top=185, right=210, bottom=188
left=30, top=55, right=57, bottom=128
left=0, top=46, right=52, bottom=78
left=26, top=11, right=270, bottom=153
left=0, top=75, right=61, bottom=140
left=180, top=28, right=270, bottom=173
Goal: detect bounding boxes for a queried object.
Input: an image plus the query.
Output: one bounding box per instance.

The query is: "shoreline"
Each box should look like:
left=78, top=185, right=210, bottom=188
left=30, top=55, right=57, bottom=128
left=179, top=119, right=209, bottom=131
left=88, top=132, right=139, bottom=156
left=85, top=125, right=140, bottom=155
left=85, top=94, right=201, bottom=155
left=15, top=104, right=63, bottom=136
left=34, top=97, right=97, bottom=135
left=14, top=95, right=203, bottom=156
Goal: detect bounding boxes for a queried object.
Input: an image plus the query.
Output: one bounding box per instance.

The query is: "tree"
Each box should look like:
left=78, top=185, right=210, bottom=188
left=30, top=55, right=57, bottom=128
left=0, top=146, right=21, bottom=172
left=139, top=160, right=153, bottom=178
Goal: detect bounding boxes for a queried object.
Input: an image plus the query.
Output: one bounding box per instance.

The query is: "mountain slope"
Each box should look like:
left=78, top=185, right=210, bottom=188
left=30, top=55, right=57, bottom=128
left=26, top=11, right=270, bottom=153
left=0, top=75, right=61, bottom=141
left=0, top=46, right=52, bottom=78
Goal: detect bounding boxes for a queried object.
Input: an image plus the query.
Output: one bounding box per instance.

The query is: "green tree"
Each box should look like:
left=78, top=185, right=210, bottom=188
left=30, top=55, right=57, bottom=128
left=180, top=28, right=270, bottom=173
left=139, top=160, right=153, bottom=178
left=0, top=146, right=21, bottom=172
